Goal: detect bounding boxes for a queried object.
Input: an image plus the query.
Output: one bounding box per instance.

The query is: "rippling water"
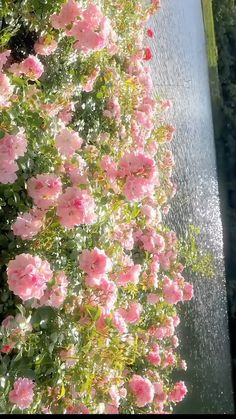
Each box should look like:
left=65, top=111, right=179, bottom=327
left=149, top=0, right=234, bottom=413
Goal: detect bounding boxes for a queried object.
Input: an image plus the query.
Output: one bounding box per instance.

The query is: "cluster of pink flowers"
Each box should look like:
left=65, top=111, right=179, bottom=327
left=12, top=207, right=44, bottom=240
left=0, top=129, right=27, bottom=184
left=27, top=173, right=62, bottom=210
left=51, top=1, right=115, bottom=54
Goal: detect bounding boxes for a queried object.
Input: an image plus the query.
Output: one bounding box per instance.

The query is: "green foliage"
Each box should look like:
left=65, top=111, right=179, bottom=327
left=178, top=225, right=215, bottom=278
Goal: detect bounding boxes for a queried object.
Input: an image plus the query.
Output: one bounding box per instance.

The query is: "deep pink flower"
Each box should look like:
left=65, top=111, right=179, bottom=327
left=147, top=28, right=154, bottom=38
left=169, top=381, right=187, bottom=402
left=143, top=47, right=153, bottom=61
left=9, top=378, right=35, bottom=410
left=7, top=253, right=53, bottom=301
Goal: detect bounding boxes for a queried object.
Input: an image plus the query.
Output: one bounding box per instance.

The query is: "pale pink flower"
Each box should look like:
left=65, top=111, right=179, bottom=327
left=34, top=36, right=57, bottom=56
left=55, top=127, right=83, bottom=157
left=180, top=360, right=187, bottom=370
left=104, top=97, right=121, bottom=121
left=112, top=311, right=128, bottom=334
left=117, top=264, right=141, bottom=286
left=163, top=279, right=183, bottom=305
left=9, top=378, right=34, bottom=410
left=12, top=208, right=44, bottom=240
left=169, top=381, right=187, bottom=402
left=60, top=345, right=77, bottom=367
left=58, top=103, right=75, bottom=125
left=105, top=404, right=119, bottom=414
left=79, top=248, right=112, bottom=276
left=147, top=293, right=159, bottom=304
left=39, top=271, right=68, bottom=308
left=0, top=50, right=11, bottom=71
left=57, top=186, right=95, bottom=228
left=82, top=67, right=100, bottom=92
left=27, top=174, right=62, bottom=210
left=146, top=346, right=161, bottom=366
left=0, top=157, right=18, bottom=184
left=0, top=130, right=27, bottom=160
left=7, top=253, right=53, bottom=301
left=0, top=73, right=13, bottom=106
left=119, top=302, right=142, bottom=324
left=183, top=282, right=194, bottom=301
left=10, top=55, right=44, bottom=80
left=50, top=0, right=82, bottom=29
left=129, top=375, right=154, bottom=407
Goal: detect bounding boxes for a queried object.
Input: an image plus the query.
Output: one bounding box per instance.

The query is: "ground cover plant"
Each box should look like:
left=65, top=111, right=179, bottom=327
left=0, top=0, right=193, bottom=414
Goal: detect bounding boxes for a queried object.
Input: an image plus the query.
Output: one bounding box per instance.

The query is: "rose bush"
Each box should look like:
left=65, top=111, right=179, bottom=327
left=0, top=0, right=194, bottom=414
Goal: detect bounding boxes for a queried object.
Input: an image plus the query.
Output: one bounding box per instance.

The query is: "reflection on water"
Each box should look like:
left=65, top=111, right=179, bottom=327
left=150, top=0, right=234, bottom=413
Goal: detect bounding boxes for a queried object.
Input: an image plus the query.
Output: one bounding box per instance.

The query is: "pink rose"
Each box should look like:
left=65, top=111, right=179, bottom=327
left=7, top=253, right=53, bottom=301
left=129, top=375, right=154, bottom=407
left=79, top=248, right=112, bottom=276
left=34, top=36, right=58, bottom=56
left=55, top=127, right=83, bottom=157
left=9, top=378, right=35, bottom=410
left=117, top=264, right=141, bottom=286
left=169, top=381, right=187, bottom=402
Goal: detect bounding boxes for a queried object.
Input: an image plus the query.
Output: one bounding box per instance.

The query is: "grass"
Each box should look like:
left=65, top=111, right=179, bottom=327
left=201, top=0, right=223, bottom=139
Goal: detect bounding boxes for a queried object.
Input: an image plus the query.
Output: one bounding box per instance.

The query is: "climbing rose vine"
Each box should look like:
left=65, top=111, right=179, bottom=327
left=0, top=0, right=193, bottom=414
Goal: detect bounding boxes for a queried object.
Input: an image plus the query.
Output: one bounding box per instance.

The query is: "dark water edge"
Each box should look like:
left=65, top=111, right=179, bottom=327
left=149, top=0, right=234, bottom=413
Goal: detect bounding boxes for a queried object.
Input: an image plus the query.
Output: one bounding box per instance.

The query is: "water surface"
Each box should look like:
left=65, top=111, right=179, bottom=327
left=150, top=0, right=234, bottom=413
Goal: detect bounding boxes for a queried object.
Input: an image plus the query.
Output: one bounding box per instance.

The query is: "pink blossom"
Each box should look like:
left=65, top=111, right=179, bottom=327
left=79, top=248, right=112, bottom=276
left=119, top=302, right=142, bottom=324
left=27, top=174, right=62, bottom=210
left=112, top=311, right=128, bottom=334
left=0, top=73, right=13, bottom=107
left=12, top=208, right=44, bottom=240
left=55, top=127, right=83, bottom=157
left=180, top=360, right=187, bottom=370
left=104, top=97, right=121, bottom=121
left=0, top=50, right=11, bottom=71
left=147, top=348, right=161, bottom=366
left=169, top=381, right=187, bottom=402
left=9, top=378, right=35, bottom=410
left=66, top=404, right=90, bottom=414
left=50, top=0, right=82, bottom=29
left=64, top=156, right=88, bottom=185
left=57, top=186, right=96, bottom=228
left=143, top=47, right=152, bottom=61
left=7, top=253, right=53, bottom=301
left=147, top=293, right=159, bottom=304
left=0, top=157, right=18, bottom=184
left=60, top=345, right=77, bottom=367
left=105, top=404, right=119, bottom=414
left=147, top=28, right=154, bottom=38
left=183, top=282, right=194, bottom=301
left=39, top=271, right=68, bottom=308
left=163, top=279, right=183, bottom=305
left=58, top=103, right=75, bottom=125
left=34, top=36, right=58, bottom=56
left=113, top=223, right=134, bottom=251
left=10, top=55, right=44, bottom=80
left=82, top=67, right=100, bottom=92
left=0, top=130, right=27, bottom=160
left=117, top=264, right=141, bottom=286
left=129, top=375, right=154, bottom=407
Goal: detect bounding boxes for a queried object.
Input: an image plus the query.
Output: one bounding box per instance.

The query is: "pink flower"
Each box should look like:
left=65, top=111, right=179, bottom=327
left=57, top=187, right=96, bottom=228
left=12, top=208, right=44, bottom=240
left=50, top=0, right=82, bottom=29
left=27, top=174, right=62, bottom=210
left=163, top=279, right=183, bottom=305
left=0, top=130, right=27, bottom=160
left=180, top=360, right=187, bottom=370
left=58, top=103, right=75, bottom=125
left=105, top=404, right=119, bottom=414
left=129, top=375, right=154, bottom=407
left=7, top=253, right=53, bottom=301
left=119, top=302, right=142, bottom=324
left=10, top=55, right=44, bottom=80
left=55, top=127, right=83, bottom=157
left=183, top=282, right=194, bottom=301
left=79, top=248, right=112, bottom=276
left=60, top=345, right=77, bottom=367
left=169, top=381, right=187, bottom=402
left=0, top=50, right=11, bottom=71
left=0, top=73, right=13, bottom=107
left=34, top=36, right=58, bottom=56
left=103, top=97, right=121, bottom=121
left=146, top=347, right=161, bottom=366
left=147, top=293, right=159, bottom=304
left=9, top=378, right=35, bottom=410
left=112, top=311, right=128, bottom=334
left=82, top=67, right=100, bottom=92
left=117, top=264, right=141, bottom=286
left=0, top=157, right=18, bottom=184
left=39, top=271, right=68, bottom=308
